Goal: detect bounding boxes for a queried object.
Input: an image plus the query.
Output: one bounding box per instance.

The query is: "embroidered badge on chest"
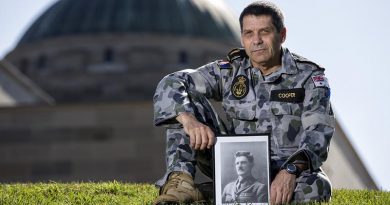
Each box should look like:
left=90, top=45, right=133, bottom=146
left=270, top=88, right=305, bottom=103
left=231, top=75, right=249, bottom=99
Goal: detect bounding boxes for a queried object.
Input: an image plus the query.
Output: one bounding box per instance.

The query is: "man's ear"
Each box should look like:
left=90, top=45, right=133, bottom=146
left=280, top=27, right=287, bottom=43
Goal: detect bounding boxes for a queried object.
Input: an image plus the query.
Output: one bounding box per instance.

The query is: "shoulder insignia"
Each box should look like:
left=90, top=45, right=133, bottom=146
left=311, top=74, right=330, bottom=89
left=217, top=60, right=232, bottom=69
left=292, top=53, right=324, bottom=71
left=227, top=48, right=248, bottom=63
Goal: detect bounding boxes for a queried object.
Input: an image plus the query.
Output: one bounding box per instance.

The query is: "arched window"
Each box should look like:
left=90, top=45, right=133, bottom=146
left=178, top=50, right=188, bottom=65
left=104, top=48, right=114, bottom=63
left=19, top=58, right=29, bottom=74
left=36, top=55, right=47, bottom=70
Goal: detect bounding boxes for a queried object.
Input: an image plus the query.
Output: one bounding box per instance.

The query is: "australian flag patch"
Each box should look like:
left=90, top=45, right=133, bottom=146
left=217, top=61, right=231, bottom=69
left=311, top=75, right=329, bottom=88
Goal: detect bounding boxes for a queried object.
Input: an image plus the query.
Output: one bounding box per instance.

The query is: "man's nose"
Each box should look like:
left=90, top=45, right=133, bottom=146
left=253, top=33, right=263, bottom=45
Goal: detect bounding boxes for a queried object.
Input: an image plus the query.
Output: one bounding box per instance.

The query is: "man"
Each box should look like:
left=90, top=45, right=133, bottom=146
left=153, top=1, right=334, bottom=204
left=222, top=151, right=267, bottom=204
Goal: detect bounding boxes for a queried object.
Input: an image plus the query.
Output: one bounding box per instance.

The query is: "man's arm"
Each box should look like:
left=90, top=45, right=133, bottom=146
left=285, top=70, right=335, bottom=171
left=153, top=62, right=225, bottom=150
left=271, top=70, right=334, bottom=204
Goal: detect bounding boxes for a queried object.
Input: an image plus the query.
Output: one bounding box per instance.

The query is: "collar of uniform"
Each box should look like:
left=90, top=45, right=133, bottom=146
left=261, top=47, right=298, bottom=83
left=242, top=57, right=252, bottom=70
left=236, top=175, right=256, bottom=185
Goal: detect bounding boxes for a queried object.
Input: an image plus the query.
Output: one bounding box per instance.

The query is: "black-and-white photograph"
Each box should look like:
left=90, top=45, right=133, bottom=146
left=214, top=135, right=270, bottom=205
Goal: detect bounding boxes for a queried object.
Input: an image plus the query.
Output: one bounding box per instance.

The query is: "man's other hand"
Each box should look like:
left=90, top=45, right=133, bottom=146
left=176, top=112, right=215, bottom=150
left=270, top=170, right=296, bottom=204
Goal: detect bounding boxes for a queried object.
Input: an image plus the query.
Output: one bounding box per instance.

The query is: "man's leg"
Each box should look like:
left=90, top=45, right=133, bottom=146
left=155, top=128, right=198, bottom=187
left=154, top=91, right=226, bottom=204
left=292, top=169, right=332, bottom=203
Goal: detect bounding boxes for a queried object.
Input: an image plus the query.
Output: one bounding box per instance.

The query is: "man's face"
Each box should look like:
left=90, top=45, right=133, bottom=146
left=241, top=14, right=286, bottom=69
left=235, top=156, right=253, bottom=177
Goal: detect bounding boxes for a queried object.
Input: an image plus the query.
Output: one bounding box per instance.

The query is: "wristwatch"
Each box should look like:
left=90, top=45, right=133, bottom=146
left=284, top=163, right=302, bottom=177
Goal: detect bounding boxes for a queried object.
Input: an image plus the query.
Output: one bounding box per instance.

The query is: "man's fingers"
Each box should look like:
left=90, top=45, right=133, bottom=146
left=206, top=128, right=215, bottom=149
left=189, top=129, right=195, bottom=149
left=275, top=188, right=283, bottom=205
left=281, top=191, right=289, bottom=204
left=194, top=130, right=202, bottom=150
left=271, top=184, right=283, bottom=204
left=200, top=128, right=208, bottom=150
left=270, top=184, right=276, bottom=204
left=286, top=193, right=293, bottom=204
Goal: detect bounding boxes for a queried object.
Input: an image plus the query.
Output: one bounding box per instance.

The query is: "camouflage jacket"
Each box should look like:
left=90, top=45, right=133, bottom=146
left=153, top=47, right=335, bottom=171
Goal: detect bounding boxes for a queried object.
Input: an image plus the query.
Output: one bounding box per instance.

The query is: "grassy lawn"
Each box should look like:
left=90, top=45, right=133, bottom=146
left=0, top=182, right=389, bottom=204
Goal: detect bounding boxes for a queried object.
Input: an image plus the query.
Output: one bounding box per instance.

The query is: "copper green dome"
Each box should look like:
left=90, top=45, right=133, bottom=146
left=18, top=0, right=239, bottom=45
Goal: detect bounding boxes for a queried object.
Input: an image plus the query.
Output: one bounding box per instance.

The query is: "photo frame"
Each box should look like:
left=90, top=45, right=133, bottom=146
left=214, top=134, right=270, bottom=205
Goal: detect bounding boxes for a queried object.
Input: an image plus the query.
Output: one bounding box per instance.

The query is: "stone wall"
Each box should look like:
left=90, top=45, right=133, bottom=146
left=0, top=102, right=166, bottom=183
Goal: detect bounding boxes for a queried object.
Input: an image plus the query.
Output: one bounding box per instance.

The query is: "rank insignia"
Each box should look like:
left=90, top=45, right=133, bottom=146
left=231, top=75, right=249, bottom=99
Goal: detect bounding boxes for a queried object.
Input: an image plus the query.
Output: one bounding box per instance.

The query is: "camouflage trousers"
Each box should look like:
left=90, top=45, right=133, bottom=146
left=155, top=92, right=332, bottom=203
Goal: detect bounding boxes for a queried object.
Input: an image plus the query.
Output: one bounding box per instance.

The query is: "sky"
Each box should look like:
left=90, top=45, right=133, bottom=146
left=0, top=0, right=389, bottom=191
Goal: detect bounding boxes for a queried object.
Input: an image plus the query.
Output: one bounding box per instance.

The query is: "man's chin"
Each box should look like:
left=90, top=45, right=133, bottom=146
left=237, top=173, right=246, bottom=177
left=249, top=56, right=268, bottom=65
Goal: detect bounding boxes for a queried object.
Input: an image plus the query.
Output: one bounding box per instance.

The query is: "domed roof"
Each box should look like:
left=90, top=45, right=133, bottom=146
left=18, top=0, right=239, bottom=45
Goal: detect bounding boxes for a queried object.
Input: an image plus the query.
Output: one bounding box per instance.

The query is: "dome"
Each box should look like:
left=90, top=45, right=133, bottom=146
left=18, top=0, right=239, bottom=45
left=7, top=0, right=240, bottom=102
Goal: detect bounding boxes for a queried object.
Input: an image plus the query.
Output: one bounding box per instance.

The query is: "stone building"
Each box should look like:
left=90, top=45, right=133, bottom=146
left=0, top=0, right=377, bottom=189
left=5, top=0, right=239, bottom=102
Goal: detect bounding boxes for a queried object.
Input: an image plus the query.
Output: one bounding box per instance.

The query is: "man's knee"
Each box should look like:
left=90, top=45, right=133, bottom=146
left=293, top=171, right=332, bottom=203
left=166, top=128, right=191, bottom=150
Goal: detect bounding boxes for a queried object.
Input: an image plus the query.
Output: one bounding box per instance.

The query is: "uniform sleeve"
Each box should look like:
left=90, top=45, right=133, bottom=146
left=284, top=70, right=335, bottom=171
left=222, top=185, right=228, bottom=202
left=256, top=183, right=268, bottom=202
left=153, top=61, right=224, bottom=127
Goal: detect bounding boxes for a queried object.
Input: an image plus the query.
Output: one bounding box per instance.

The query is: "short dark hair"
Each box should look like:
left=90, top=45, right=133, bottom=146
left=235, top=151, right=254, bottom=163
left=239, top=1, right=285, bottom=32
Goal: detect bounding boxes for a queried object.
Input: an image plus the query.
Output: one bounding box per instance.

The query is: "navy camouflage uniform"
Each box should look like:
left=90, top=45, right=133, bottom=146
left=153, top=47, right=335, bottom=203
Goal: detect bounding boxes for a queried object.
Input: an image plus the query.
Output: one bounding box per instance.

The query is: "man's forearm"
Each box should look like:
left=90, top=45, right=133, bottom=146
left=176, top=112, right=196, bottom=125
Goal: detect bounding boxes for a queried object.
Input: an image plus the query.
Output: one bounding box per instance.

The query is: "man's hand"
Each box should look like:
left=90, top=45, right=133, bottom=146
left=270, top=170, right=296, bottom=205
left=176, top=112, right=215, bottom=150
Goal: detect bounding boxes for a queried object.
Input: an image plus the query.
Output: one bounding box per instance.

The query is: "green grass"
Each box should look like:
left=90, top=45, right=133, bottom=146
left=0, top=182, right=158, bottom=205
left=0, top=182, right=389, bottom=204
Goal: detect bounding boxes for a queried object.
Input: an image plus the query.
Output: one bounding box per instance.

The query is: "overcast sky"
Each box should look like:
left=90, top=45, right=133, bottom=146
left=1, top=0, right=389, bottom=191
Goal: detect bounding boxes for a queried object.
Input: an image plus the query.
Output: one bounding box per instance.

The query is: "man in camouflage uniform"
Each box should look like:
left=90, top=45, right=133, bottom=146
left=153, top=1, right=335, bottom=204
left=222, top=151, right=267, bottom=203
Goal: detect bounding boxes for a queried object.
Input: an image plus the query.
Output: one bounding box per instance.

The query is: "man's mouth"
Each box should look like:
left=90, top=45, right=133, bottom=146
left=251, top=48, right=266, bottom=53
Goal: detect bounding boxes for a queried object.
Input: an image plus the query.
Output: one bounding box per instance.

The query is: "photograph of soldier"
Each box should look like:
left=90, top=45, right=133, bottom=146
left=221, top=150, right=268, bottom=204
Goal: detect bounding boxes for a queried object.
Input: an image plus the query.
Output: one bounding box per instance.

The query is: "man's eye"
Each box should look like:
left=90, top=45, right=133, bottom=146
left=261, top=29, right=271, bottom=35
left=244, top=32, right=253, bottom=37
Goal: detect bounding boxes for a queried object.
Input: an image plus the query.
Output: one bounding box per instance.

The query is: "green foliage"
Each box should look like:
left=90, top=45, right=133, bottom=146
left=0, top=182, right=389, bottom=205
